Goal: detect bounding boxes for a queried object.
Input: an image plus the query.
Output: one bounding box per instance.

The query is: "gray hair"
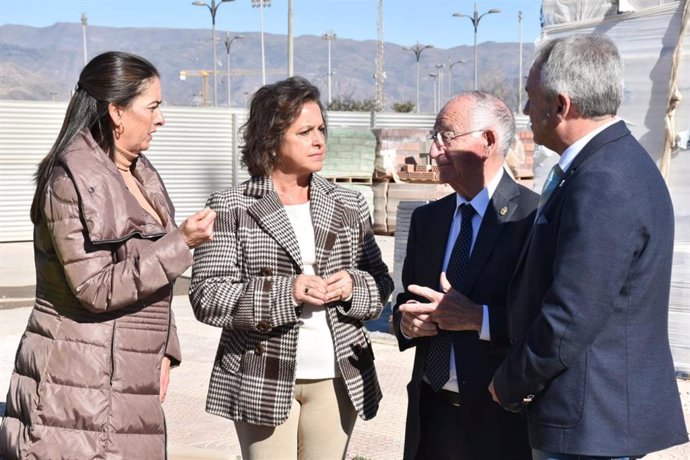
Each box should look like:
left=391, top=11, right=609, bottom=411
left=535, top=33, right=623, bottom=117
left=452, top=91, right=515, bottom=156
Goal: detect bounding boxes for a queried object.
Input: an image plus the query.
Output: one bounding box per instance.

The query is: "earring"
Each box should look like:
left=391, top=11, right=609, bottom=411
left=114, top=123, right=124, bottom=139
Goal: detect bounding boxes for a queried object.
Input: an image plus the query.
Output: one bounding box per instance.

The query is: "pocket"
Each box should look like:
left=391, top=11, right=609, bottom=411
left=217, top=331, right=247, bottom=374
left=530, top=352, right=587, bottom=428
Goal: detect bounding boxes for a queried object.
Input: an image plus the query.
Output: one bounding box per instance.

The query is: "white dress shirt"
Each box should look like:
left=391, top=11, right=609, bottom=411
left=438, top=168, right=503, bottom=392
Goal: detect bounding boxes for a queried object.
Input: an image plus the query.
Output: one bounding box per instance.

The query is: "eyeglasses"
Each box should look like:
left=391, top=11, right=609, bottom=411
left=427, top=129, right=484, bottom=148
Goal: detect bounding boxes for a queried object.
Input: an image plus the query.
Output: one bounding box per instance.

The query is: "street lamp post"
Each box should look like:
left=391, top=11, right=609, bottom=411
left=518, top=10, right=524, bottom=112
left=447, top=59, right=465, bottom=96
left=287, top=0, right=294, bottom=76
left=80, top=13, right=88, bottom=66
left=251, top=0, right=272, bottom=85
left=403, top=42, right=433, bottom=113
left=453, top=3, right=501, bottom=90
left=192, top=0, right=234, bottom=107
left=429, top=72, right=439, bottom=113
left=224, top=33, right=244, bottom=107
left=322, top=32, right=336, bottom=104
left=435, top=64, right=445, bottom=105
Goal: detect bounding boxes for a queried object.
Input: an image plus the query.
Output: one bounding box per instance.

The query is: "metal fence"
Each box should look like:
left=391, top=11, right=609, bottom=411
left=0, top=100, right=443, bottom=242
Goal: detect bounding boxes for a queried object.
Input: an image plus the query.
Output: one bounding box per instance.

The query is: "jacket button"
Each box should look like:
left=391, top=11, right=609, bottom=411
left=259, top=267, right=272, bottom=276
left=353, top=344, right=363, bottom=355
left=255, top=343, right=265, bottom=355
left=256, top=320, right=271, bottom=332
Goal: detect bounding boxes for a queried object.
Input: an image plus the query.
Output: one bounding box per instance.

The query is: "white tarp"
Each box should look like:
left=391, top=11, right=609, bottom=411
left=539, top=0, right=690, bottom=375
left=538, top=1, right=690, bottom=240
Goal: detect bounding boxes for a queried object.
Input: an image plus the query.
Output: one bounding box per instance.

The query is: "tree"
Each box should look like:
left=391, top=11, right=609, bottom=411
left=327, top=96, right=381, bottom=112
left=391, top=101, right=415, bottom=113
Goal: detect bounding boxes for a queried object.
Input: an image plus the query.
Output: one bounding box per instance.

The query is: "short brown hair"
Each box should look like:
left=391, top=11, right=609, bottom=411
left=241, top=76, right=326, bottom=176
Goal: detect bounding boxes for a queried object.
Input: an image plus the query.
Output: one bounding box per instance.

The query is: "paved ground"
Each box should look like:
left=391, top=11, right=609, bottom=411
left=1, top=237, right=688, bottom=459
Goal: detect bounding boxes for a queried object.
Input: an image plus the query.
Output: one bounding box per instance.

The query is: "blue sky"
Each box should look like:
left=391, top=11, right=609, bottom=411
left=0, top=0, right=542, bottom=49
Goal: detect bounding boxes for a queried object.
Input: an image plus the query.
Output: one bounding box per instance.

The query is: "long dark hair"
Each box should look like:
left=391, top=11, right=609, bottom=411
left=30, top=51, right=159, bottom=224
left=241, top=76, right=326, bottom=177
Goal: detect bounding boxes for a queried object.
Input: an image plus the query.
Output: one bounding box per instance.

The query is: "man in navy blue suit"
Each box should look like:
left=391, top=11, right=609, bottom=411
left=490, top=34, right=688, bottom=459
left=394, top=91, right=537, bottom=459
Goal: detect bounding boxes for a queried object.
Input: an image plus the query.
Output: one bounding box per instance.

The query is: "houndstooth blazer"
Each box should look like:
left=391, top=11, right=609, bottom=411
left=189, top=173, right=393, bottom=426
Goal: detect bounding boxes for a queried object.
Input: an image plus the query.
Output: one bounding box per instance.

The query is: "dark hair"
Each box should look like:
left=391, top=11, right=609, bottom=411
left=241, top=76, right=326, bottom=176
left=30, top=51, right=159, bottom=224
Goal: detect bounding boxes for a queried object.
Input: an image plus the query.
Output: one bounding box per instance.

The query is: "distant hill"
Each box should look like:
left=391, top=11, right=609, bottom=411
left=0, top=23, right=534, bottom=112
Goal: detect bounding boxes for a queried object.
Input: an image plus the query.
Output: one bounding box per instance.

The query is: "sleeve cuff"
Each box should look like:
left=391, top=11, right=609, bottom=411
left=479, top=304, right=491, bottom=341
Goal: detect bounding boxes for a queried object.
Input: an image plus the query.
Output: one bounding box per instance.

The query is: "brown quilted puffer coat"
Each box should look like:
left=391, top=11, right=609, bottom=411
left=0, top=131, right=193, bottom=459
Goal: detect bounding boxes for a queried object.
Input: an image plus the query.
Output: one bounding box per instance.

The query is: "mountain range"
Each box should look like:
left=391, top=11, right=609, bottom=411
left=0, top=23, right=534, bottom=112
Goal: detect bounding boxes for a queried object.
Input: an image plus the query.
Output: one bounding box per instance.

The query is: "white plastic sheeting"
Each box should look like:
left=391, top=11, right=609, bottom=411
left=541, top=0, right=678, bottom=26
left=539, top=0, right=690, bottom=375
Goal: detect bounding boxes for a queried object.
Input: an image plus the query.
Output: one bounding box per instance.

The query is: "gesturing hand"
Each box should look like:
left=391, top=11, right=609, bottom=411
left=180, top=207, right=216, bottom=249
left=402, top=272, right=483, bottom=332
left=399, top=301, right=438, bottom=338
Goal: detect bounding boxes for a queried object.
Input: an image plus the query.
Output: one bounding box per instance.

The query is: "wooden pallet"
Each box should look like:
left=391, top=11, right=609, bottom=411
left=324, top=176, right=373, bottom=184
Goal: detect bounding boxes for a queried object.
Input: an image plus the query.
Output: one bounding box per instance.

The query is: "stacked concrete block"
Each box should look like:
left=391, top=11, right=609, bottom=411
left=321, top=128, right=377, bottom=182
left=373, top=182, right=453, bottom=234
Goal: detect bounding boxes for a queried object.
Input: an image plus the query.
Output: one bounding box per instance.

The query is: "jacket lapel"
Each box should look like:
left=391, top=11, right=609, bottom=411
left=539, top=120, right=630, bottom=217
left=462, top=172, right=518, bottom=293
left=60, top=132, right=167, bottom=243
left=132, top=154, right=176, bottom=231
left=246, top=175, right=304, bottom=269
left=309, top=175, right=343, bottom=275
left=513, top=121, right=631, bottom=275
left=424, top=193, right=456, bottom=288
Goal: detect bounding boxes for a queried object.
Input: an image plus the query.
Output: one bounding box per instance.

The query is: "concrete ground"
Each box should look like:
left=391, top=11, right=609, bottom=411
left=1, top=237, right=688, bottom=459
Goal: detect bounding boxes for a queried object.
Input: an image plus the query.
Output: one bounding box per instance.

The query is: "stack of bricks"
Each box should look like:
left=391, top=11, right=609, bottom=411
left=372, top=128, right=431, bottom=179
left=396, top=164, right=439, bottom=182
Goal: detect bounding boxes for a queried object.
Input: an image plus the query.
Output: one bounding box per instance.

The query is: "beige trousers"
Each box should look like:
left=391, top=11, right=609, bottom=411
left=234, top=378, right=358, bottom=460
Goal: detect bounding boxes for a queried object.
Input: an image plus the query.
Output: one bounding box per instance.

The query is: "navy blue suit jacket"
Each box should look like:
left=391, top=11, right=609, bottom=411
left=493, top=121, right=688, bottom=455
left=393, top=172, right=538, bottom=460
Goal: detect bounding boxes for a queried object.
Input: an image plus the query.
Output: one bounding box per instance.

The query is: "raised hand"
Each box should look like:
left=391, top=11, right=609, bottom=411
left=180, top=207, right=216, bottom=249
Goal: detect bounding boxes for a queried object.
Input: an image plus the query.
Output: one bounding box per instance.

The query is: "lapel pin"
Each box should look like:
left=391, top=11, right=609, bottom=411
left=499, top=206, right=508, bottom=216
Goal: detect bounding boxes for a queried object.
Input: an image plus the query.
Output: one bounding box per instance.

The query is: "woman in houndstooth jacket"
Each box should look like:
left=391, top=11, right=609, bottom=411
left=189, top=76, right=393, bottom=459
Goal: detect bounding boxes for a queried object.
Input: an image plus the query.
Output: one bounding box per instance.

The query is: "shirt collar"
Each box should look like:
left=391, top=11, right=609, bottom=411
left=559, top=118, right=619, bottom=172
left=454, top=167, right=504, bottom=219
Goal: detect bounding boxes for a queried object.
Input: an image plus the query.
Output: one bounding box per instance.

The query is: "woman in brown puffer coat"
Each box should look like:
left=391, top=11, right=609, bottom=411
left=0, top=51, right=215, bottom=460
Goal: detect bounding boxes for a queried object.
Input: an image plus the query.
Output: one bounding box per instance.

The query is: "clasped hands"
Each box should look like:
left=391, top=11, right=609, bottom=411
left=399, top=272, right=482, bottom=338
left=293, top=271, right=353, bottom=305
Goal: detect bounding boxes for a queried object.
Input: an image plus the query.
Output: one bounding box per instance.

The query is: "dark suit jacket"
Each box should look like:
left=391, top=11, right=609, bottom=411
left=189, top=174, right=393, bottom=426
left=393, top=172, right=539, bottom=460
left=493, top=121, right=688, bottom=455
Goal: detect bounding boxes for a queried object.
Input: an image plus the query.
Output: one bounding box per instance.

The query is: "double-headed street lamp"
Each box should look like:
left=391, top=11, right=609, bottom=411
left=193, top=0, right=234, bottom=107
left=435, top=64, right=445, bottom=104
left=322, top=32, right=336, bottom=105
left=224, top=33, right=244, bottom=107
left=403, top=42, right=433, bottom=113
left=447, top=59, right=465, bottom=97
left=453, top=3, right=501, bottom=90
left=251, top=0, right=272, bottom=85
